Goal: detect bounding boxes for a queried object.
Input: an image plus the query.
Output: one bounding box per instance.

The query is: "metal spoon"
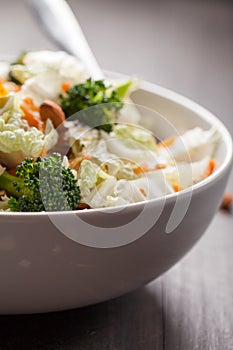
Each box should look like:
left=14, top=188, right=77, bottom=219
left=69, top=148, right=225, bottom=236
left=28, top=0, right=104, bottom=80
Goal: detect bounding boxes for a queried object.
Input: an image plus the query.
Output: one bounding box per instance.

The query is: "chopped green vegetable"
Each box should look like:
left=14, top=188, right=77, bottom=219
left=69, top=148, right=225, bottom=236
left=115, top=80, right=133, bottom=99
left=111, top=124, right=157, bottom=151
left=0, top=153, right=80, bottom=212
left=0, top=171, right=26, bottom=198
left=8, top=51, right=30, bottom=85
left=60, top=78, right=124, bottom=133
left=11, top=51, right=29, bottom=65
left=8, top=65, right=33, bottom=85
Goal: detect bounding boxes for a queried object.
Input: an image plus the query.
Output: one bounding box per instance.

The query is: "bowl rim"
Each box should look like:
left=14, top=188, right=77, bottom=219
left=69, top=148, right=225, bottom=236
left=0, top=71, right=232, bottom=217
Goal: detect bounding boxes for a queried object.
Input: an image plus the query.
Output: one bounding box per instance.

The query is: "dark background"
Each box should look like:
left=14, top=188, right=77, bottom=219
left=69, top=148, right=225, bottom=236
left=0, top=0, right=232, bottom=349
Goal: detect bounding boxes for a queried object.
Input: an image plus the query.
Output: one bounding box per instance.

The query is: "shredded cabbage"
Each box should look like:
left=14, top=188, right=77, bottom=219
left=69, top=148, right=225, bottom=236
left=158, top=127, right=219, bottom=163
left=79, top=159, right=112, bottom=206
left=0, top=95, right=58, bottom=165
left=103, top=124, right=158, bottom=166
left=0, top=50, right=221, bottom=211
left=19, top=51, right=89, bottom=104
left=163, top=156, right=212, bottom=189
left=111, top=124, right=156, bottom=151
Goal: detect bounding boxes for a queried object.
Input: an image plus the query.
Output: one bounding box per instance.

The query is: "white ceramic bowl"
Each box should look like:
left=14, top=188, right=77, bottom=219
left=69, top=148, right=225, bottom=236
left=0, top=79, right=232, bottom=314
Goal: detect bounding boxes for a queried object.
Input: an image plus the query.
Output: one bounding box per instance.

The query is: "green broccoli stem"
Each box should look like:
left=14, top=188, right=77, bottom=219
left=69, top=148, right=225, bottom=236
left=1, top=153, right=81, bottom=212
left=0, top=171, right=27, bottom=198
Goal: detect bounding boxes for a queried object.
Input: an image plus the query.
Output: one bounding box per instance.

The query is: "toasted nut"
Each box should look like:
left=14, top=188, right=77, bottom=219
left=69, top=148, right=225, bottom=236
left=0, top=150, right=25, bottom=169
left=40, top=100, right=65, bottom=128
left=221, top=193, right=232, bottom=212
left=78, top=202, right=90, bottom=210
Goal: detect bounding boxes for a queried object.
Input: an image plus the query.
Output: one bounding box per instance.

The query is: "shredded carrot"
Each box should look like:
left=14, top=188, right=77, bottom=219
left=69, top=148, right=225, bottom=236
left=69, top=157, right=83, bottom=170
left=20, top=97, right=44, bottom=131
left=21, top=105, right=43, bottom=130
left=205, top=159, right=216, bottom=177
left=157, top=136, right=176, bottom=149
left=134, top=163, right=166, bottom=175
left=140, top=188, right=147, bottom=197
left=69, top=155, right=93, bottom=170
left=83, top=154, right=93, bottom=161
left=22, top=97, right=39, bottom=112
left=155, top=163, right=167, bottom=170
left=39, top=148, right=47, bottom=157
left=173, top=184, right=180, bottom=192
left=2, top=81, right=21, bottom=93
left=134, top=165, right=150, bottom=175
left=15, top=85, right=21, bottom=92
left=62, top=82, right=72, bottom=92
left=0, top=82, right=8, bottom=97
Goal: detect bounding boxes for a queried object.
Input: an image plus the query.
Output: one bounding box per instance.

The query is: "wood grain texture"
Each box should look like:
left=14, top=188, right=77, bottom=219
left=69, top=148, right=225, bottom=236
left=0, top=0, right=232, bottom=349
left=0, top=281, right=163, bottom=349
left=163, top=214, right=233, bottom=350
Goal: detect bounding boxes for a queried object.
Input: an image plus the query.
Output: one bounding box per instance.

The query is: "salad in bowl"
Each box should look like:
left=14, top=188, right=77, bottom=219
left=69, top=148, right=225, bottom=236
left=0, top=50, right=219, bottom=212
left=0, top=50, right=232, bottom=314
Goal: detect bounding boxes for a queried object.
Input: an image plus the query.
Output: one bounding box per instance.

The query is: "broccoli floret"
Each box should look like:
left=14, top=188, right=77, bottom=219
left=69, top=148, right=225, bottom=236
left=0, top=153, right=80, bottom=212
left=60, top=78, right=123, bottom=133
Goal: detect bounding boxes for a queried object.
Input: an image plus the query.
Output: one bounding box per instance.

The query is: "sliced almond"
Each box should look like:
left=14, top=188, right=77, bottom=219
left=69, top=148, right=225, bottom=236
left=40, top=100, right=65, bottom=128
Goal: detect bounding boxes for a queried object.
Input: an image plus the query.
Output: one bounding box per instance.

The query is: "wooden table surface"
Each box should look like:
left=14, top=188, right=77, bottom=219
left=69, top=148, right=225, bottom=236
left=0, top=0, right=232, bottom=349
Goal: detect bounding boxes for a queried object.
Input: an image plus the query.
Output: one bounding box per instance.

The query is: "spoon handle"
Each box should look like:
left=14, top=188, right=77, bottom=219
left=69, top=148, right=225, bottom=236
left=28, top=0, right=104, bottom=80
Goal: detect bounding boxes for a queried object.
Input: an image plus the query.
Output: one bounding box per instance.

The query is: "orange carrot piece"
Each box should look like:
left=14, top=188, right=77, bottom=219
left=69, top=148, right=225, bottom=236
left=173, top=184, right=180, bottom=192
left=23, top=97, right=40, bottom=112
left=21, top=105, right=43, bottom=130
left=39, top=148, right=47, bottom=157
left=0, top=82, right=8, bottom=97
left=155, top=164, right=167, bottom=170
left=134, top=165, right=149, bottom=175
left=2, top=81, right=21, bottom=92
left=205, top=159, right=216, bottom=177
left=134, top=163, right=166, bottom=175
left=157, top=136, right=176, bottom=149
left=62, top=82, right=72, bottom=92
left=140, top=188, right=147, bottom=197
left=20, top=97, right=44, bottom=131
left=14, top=85, right=21, bottom=92
left=83, top=154, right=93, bottom=161
left=69, top=157, right=83, bottom=170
